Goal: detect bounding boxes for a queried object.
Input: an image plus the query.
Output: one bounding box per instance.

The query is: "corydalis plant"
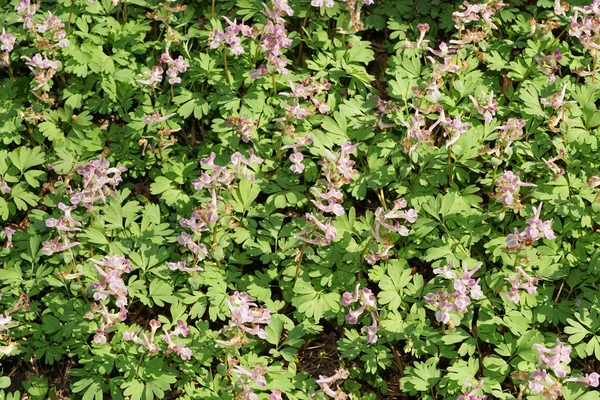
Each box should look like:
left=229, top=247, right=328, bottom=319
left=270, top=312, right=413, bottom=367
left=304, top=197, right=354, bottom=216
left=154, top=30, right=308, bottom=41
left=216, top=292, right=271, bottom=346
left=505, top=203, right=555, bottom=250
left=341, top=284, right=378, bottom=343
left=425, top=261, right=484, bottom=325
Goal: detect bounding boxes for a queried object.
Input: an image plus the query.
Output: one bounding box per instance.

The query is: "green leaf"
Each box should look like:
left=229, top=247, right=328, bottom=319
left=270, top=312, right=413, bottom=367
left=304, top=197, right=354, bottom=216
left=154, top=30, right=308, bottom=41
left=9, top=147, right=45, bottom=172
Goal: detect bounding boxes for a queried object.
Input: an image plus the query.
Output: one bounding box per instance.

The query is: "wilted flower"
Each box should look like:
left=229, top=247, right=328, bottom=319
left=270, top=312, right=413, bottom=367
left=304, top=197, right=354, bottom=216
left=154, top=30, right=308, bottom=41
left=316, top=369, right=350, bottom=400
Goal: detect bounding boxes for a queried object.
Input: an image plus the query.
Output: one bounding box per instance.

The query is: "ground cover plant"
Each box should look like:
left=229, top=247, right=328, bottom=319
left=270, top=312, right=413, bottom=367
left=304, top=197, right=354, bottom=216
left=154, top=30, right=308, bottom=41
left=2, top=0, right=600, bottom=398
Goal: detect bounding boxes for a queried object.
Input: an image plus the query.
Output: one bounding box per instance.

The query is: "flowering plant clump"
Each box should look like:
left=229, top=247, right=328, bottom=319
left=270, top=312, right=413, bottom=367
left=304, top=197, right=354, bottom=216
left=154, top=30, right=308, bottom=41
left=2, top=0, right=600, bottom=399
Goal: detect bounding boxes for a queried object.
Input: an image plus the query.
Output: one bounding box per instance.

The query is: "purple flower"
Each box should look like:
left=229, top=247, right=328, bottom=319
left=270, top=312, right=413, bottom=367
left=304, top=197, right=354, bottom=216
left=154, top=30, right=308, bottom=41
left=42, top=237, right=79, bottom=255
left=495, top=170, right=536, bottom=207
left=222, top=291, right=271, bottom=341
left=363, top=312, right=378, bottom=344
left=541, top=84, right=572, bottom=110
left=311, top=0, right=334, bottom=8
left=159, top=49, right=188, bottom=85
left=295, top=213, right=337, bottom=245
left=505, top=203, right=555, bottom=249
left=0, top=28, right=16, bottom=52
left=565, top=372, right=600, bottom=387
left=138, top=66, right=164, bottom=87
left=3, top=227, right=15, bottom=248
left=457, top=380, right=487, bottom=400
left=534, top=339, right=572, bottom=378
left=374, top=198, right=418, bottom=242
left=233, top=365, right=268, bottom=387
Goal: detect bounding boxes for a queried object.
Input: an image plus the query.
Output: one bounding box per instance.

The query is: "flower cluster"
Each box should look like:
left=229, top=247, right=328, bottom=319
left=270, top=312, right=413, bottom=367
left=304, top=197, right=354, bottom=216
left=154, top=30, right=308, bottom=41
left=89, top=255, right=132, bottom=308
left=0, top=27, right=16, bottom=67
left=41, top=236, right=79, bottom=256
left=341, top=284, right=378, bottom=343
left=452, top=0, right=507, bottom=30
left=167, top=260, right=204, bottom=273
left=280, top=77, right=331, bottom=114
left=494, top=170, right=536, bottom=208
left=373, top=96, right=400, bottom=128
left=540, top=84, right=572, bottom=110
left=159, top=49, right=189, bottom=84
left=70, top=159, right=127, bottom=208
left=36, top=11, right=69, bottom=48
left=124, top=319, right=193, bottom=360
left=321, top=142, right=358, bottom=185
left=216, top=292, right=271, bottom=346
left=231, top=364, right=268, bottom=398
left=192, top=151, right=264, bottom=191
left=295, top=213, right=337, bottom=246
left=401, top=107, right=468, bottom=152
left=505, top=266, right=540, bottom=303
left=138, top=66, right=164, bottom=88
left=15, top=0, right=40, bottom=30
left=21, top=53, right=60, bottom=91
left=45, top=202, right=82, bottom=232
left=537, top=50, right=563, bottom=82
left=570, top=2, right=600, bottom=53
left=427, top=42, right=461, bottom=79
left=492, top=118, right=526, bottom=155
left=86, top=302, right=127, bottom=345
left=401, top=23, right=430, bottom=49
left=469, top=91, right=498, bottom=122
left=316, top=369, right=350, bottom=400
left=226, top=116, right=258, bottom=143
left=295, top=142, right=358, bottom=245
left=505, top=203, right=555, bottom=250
left=374, top=198, right=418, bottom=243
left=281, top=133, right=312, bottom=174
left=208, top=17, right=253, bottom=56
left=425, top=262, right=483, bottom=324
left=260, top=20, right=293, bottom=74
left=457, top=380, right=487, bottom=400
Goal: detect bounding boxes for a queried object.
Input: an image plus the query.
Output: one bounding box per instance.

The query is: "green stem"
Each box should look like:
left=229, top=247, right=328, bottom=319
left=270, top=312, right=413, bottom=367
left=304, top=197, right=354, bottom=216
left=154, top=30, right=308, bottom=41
left=223, top=51, right=232, bottom=86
